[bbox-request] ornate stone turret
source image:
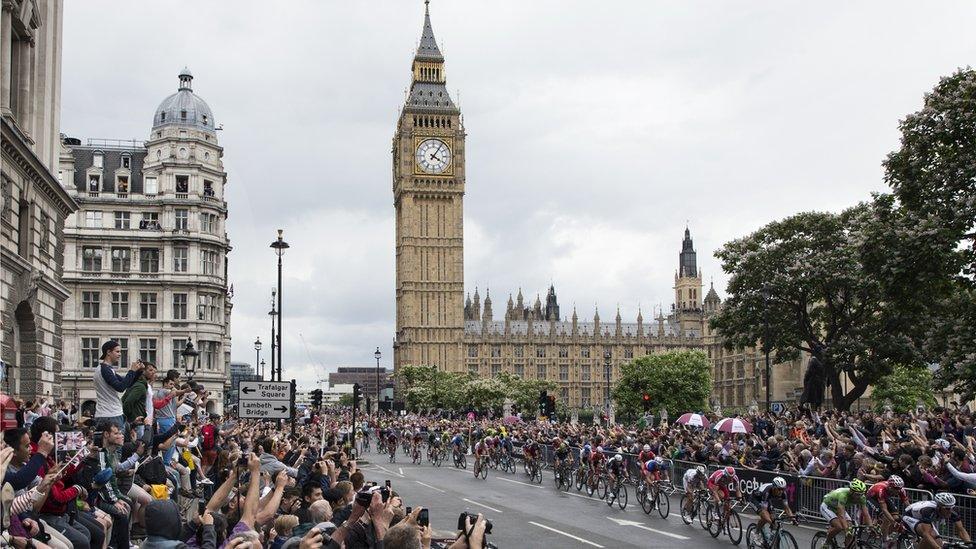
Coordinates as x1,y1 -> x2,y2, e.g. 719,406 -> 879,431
506,293 -> 514,320
482,289 -> 493,322
615,306 -> 622,337
545,284 -> 560,321
571,307 -> 579,335
464,293 -> 472,320
704,280 -> 722,315
593,307 -> 601,336
472,288 -> 481,320
637,307 -> 644,336
516,288 -> 524,310
533,295 -> 542,319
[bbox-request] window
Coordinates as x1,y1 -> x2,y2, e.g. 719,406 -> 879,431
82,246 -> 103,271
110,337 -> 129,366
559,364 -> 569,381
173,246 -> 188,272
111,291 -> 129,319
581,365 -> 591,381
160,112 -> 166,122
201,341 -> 216,370
120,155 -> 130,169
536,346 -> 546,358
140,248 -> 159,272
173,293 -> 187,320
467,345 -> 478,358
581,347 -> 591,358
514,345 -> 524,358
85,211 -> 102,228
139,338 -> 157,363
176,175 -> 188,193
560,387 -> 569,401
111,247 -> 131,272
203,180 -> 214,197
202,114 -> 208,125
93,152 -> 103,168
116,175 -> 129,193
581,387 -> 591,407
82,337 -> 100,368
514,364 -> 524,378
175,209 -> 188,230
536,364 -> 546,380
201,249 -> 218,276
468,364 -> 479,375
38,211 -> 50,254
558,346 -> 569,358
140,292 -> 158,319
144,177 -> 158,196
114,211 -> 131,229
140,212 -> 159,230
491,363 -> 501,377
180,110 -> 187,119
200,213 -> 216,234
624,347 -> 634,359
82,291 -> 100,319
172,338 -> 187,369
198,293 -> 218,322
491,345 -> 501,358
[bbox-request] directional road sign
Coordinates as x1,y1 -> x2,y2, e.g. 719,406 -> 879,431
239,380 -> 293,419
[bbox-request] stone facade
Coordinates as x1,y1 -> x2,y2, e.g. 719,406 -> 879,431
391,4 -> 804,410
58,70 -> 233,414
0,0 -> 77,400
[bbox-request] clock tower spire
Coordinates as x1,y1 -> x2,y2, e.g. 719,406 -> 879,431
393,1 -> 466,373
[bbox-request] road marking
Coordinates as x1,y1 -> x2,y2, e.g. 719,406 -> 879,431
373,465 -> 404,478
606,516 -> 689,540
528,521 -> 604,547
497,477 -> 543,489
398,467 -> 404,475
414,481 -> 445,493
463,498 -> 503,513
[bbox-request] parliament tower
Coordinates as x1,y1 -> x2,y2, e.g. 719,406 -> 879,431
393,2 -> 466,372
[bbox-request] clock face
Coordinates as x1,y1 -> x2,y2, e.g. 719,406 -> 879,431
415,139 -> 452,174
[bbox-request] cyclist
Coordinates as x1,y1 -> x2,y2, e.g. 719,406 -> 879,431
750,476 -> 796,546
524,438 -> 540,471
902,493 -> 971,549
820,479 -> 871,548
867,474 -> 909,539
386,429 -> 398,459
642,456 -> 667,485
553,440 -> 571,481
607,454 -> 626,493
473,437 -> 490,477
707,466 -> 743,524
500,432 -> 514,461
428,429 -> 443,461
682,466 -> 708,516
638,443 -> 656,464
450,431 -> 466,461
588,445 -> 607,492
411,428 -> 425,460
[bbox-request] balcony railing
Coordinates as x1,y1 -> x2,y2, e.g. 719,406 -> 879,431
175,193 -> 188,199
116,192 -> 128,199
88,191 -> 99,198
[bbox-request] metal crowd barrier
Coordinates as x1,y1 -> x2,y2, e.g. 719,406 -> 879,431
942,492 -> 976,543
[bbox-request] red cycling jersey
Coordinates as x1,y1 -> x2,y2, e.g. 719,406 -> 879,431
707,469 -> 738,497
866,482 -> 909,505
638,450 -> 656,463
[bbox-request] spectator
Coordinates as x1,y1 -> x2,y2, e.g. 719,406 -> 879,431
93,339 -> 144,433
141,499 -> 216,549
122,361 -> 157,441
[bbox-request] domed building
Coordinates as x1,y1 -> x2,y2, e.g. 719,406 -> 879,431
59,69 -> 233,415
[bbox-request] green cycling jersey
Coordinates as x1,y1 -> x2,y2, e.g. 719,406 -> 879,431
823,487 -> 863,510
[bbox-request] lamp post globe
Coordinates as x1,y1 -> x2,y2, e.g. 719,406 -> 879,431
181,338 -> 200,380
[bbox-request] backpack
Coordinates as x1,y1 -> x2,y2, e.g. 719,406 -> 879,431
201,424 -> 216,451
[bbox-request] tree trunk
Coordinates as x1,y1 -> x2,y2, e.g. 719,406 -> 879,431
827,363 -> 870,411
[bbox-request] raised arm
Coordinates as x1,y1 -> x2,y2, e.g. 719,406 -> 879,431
240,452 -> 262,528
255,470 -> 288,526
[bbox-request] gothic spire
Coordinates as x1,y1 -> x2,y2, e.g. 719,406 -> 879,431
679,225 -> 698,278
415,0 -> 444,62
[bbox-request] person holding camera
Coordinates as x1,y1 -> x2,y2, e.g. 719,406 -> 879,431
93,340 -> 144,434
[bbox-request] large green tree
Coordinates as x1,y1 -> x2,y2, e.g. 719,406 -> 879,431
885,69 -> 976,400
871,364 -> 937,413
710,199 -> 932,410
612,350 -> 711,418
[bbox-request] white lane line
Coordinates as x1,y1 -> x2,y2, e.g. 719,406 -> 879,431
398,467 -> 404,475
414,481 -> 445,493
373,465 -> 405,478
462,498 -> 503,513
606,517 -> 689,540
497,477 -> 543,489
528,521 -> 604,548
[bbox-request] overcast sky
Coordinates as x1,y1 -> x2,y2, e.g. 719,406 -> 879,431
61,1 -> 976,389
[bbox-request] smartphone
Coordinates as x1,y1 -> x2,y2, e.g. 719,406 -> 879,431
385,480 -> 391,489
418,508 -> 429,528
198,501 -> 206,516
405,506 -> 412,516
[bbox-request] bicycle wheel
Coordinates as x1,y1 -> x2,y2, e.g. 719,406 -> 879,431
585,474 -> 596,497
698,499 -> 709,530
479,462 -> 488,479
641,487 -> 655,515
746,524 -> 758,549
810,532 -> 829,549
726,509 -> 742,545
606,485 -> 616,507
617,484 -> 628,510
461,454 -> 467,469
776,530 -> 798,549
575,469 -> 585,492
597,476 -> 609,500
895,533 -> 916,549
534,466 -> 543,484
636,482 -> 646,505
680,495 -> 695,524
706,504 -> 722,538
656,488 -> 670,519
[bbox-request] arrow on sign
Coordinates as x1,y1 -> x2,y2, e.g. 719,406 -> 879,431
274,406 -> 287,413
605,517 -> 689,540
241,386 -> 255,394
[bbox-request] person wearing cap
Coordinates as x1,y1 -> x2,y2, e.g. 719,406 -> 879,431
141,498 -> 216,549
93,339 -> 144,434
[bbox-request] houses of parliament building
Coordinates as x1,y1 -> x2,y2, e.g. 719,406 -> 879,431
392,3 -> 804,410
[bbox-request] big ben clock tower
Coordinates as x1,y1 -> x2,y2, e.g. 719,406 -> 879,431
393,1 -> 466,373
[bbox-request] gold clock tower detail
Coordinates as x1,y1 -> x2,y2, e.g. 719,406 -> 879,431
393,2 -> 466,373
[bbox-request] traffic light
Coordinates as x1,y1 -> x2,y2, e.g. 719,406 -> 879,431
353,383 -> 362,410
642,393 -> 651,412
538,390 -> 547,416
311,388 -> 323,408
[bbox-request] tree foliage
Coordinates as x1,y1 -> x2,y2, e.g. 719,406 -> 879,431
394,365 -> 555,414
871,364 -> 937,413
612,350 -> 711,418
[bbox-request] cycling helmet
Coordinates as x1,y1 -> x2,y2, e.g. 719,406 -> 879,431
849,479 -> 867,493
614,454 -> 623,462
773,477 -> 787,489
887,475 -> 904,489
696,466 -> 706,475
596,445 -> 604,453
724,466 -> 736,476
935,492 -> 956,508
643,444 -> 651,452
654,456 -> 663,464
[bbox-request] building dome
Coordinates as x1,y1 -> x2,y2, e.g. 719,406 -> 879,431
152,68 -> 215,133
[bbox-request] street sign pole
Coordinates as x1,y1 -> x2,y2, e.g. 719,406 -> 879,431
291,379 -> 297,435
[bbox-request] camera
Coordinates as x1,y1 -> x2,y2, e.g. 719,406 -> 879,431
355,485 -> 390,507
457,512 -> 493,535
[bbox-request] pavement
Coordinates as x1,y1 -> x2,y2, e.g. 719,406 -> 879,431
359,448 -> 824,548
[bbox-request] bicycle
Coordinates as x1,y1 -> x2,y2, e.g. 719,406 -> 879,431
746,513 -> 798,549
705,497 -> 744,545
810,523 -> 884,549
554,460 -> 573,491
473,457 -> 488,480
524,456 -> 543,484
387,441 -> 397,463
411,445 -> 422,465
453,448 -> 467,469
605,474 -> 628,510
401,438 -> 411,456
680,488 -> 710,526
574,462 -> 588,492
638,478 -> 671,518
429,445 -> 443,467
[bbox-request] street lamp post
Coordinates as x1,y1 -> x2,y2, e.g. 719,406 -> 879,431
604,349 -> 612,424
269,290 -> 277,382
259,359 -> 266,381
254,337 -> 262,379
270,230 -> 289,382
182,338 -> 200,381
761,285 -> 772,413
374,347 -> 382,415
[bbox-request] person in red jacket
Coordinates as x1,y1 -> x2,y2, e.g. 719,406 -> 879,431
30,416 -> 104,549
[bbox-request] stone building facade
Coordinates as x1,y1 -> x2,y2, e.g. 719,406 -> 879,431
392,4 -> 804,410
1,0 -> 77,400
58,70 -> 233,414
